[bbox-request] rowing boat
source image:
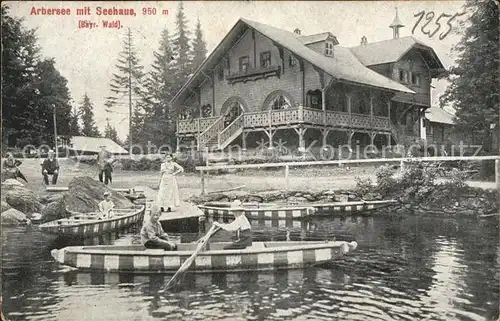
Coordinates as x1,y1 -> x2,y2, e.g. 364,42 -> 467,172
39,205 -> 145,237
50,240 -> 358,273
198,205 -> 316,220
204,200 -> 399,216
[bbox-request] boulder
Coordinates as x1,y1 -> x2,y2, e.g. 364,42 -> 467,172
38,193 -> 64,205
224,190 -> 248,201
1,200 -> 11,212
4,185 -> 43,215
41,197 -> 67,222
2,179 -> 24,188
64,176 -> 134,213
1,208 -> 27,226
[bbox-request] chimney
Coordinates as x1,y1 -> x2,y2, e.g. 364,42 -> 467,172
360,36 -> 367,45
294,28 -> 301,35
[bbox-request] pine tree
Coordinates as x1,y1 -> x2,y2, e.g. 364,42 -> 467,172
143,28 -> 177,148
190,18 -> 208,74
1,4 -> 41,148
104,119 -> 121,145
68,106 -> 81,136
105,28 -> 146,153
171,2 -> 192,94
32,58 -> 74,145
440,0 -> 499,153
79,93 -> 100,137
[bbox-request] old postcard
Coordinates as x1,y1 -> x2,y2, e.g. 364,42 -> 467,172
1,1 -> 499,320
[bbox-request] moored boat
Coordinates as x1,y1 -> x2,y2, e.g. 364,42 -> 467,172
50,240 -> 358,273
198,204 -> 316,220
39,205 -> 145,237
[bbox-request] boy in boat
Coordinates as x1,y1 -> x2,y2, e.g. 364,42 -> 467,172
98,191 -> 115,219
212,200 -> 252,249
140,205 -> 178,251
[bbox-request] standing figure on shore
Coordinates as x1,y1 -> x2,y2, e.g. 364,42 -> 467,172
97,145 -> 114,185
41,150 -> 59,185
3,153 -> 28,183
156,154 -> 184,212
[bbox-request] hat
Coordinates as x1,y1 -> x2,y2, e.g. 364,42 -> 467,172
103,191 -> 110,196
230,200 -> 244,213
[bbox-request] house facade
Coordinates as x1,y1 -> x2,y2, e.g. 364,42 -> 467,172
172,13 -> 445,153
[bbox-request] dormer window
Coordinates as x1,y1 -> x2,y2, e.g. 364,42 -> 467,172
325,41 -> 334,56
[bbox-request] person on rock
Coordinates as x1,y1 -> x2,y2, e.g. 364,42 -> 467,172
140,205 -> 177,251
41,150 -> 59,185
98,191 -> 115,219
155,154 -> 184,213
212,200 -> 253,250
3,152 -> 28,183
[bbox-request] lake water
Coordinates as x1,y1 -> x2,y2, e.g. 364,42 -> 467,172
1,214 -> 499,321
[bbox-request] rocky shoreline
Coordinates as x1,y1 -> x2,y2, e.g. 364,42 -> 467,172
1,170 -> 498,226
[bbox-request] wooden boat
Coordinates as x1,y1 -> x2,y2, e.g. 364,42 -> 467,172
39,205 -> 145,237
310,200 -> 399,215
205,200 -> 398,216
198,204 -> 316,220
50,240 -> 358,273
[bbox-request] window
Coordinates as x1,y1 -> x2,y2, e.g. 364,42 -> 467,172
325,41 -> 334,56
270,95 -> 291,110
260,51 -> 271,69
239,56 -> 249,73
218,65 -> 224,80
306,90 -> 322,109
289,55 -> 297,66
411,73 -> 421,86
399,69 -> 405,82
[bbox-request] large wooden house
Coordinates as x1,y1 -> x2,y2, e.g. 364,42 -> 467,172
172,13 -> 445,153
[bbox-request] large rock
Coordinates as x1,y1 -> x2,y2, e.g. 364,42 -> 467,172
64,176 -> 134,213
1,200 -> 11,212
2,179 -> 24,187
1,208 -> 27,226
41,197 -> 67,222
4,185 -> 43,215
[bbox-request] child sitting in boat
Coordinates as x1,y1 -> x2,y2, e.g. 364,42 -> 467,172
140,205 -> 178,251
213,200 -> 252,250
98,192 -> 115,219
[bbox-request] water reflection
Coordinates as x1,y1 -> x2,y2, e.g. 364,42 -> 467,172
2,213 -> 498,321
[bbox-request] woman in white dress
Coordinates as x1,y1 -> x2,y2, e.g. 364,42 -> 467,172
156,154 -> 184,212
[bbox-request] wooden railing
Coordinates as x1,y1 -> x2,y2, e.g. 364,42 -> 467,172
219,114 -> 245,149
179,107 -> 393,137
178,116 -> 219,134
199,117 -> 224,148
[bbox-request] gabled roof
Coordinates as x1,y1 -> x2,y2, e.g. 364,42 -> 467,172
426,106 -> 455,125
350,36 -> 445,74
68,136 -> 128,154
171,18 -> 414,107
298,32 -> 339,45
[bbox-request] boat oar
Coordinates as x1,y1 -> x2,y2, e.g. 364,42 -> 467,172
161,224 -> 220,292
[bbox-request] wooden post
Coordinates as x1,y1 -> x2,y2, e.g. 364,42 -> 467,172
496,159 -> 499,194
197,118 -> 201,150
176,136 -> 181,153
242,132 -> 247,151
347,94 -> 352,127
298,104 -> 304,123
369,93 -> 374,128
285,165 -> 289,191
200,170 -> 206,195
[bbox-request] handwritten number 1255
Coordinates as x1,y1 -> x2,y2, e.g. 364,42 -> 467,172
412,10 -> 465,40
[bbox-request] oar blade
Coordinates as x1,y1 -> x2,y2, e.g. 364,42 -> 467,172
162,225 -> 219,291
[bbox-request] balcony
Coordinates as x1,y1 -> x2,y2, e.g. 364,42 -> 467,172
177,107 -> 392,135
226,65 -> 281,85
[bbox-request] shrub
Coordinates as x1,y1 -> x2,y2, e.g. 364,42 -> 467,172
375,165 -> 397,197
354,176 -> 374,196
